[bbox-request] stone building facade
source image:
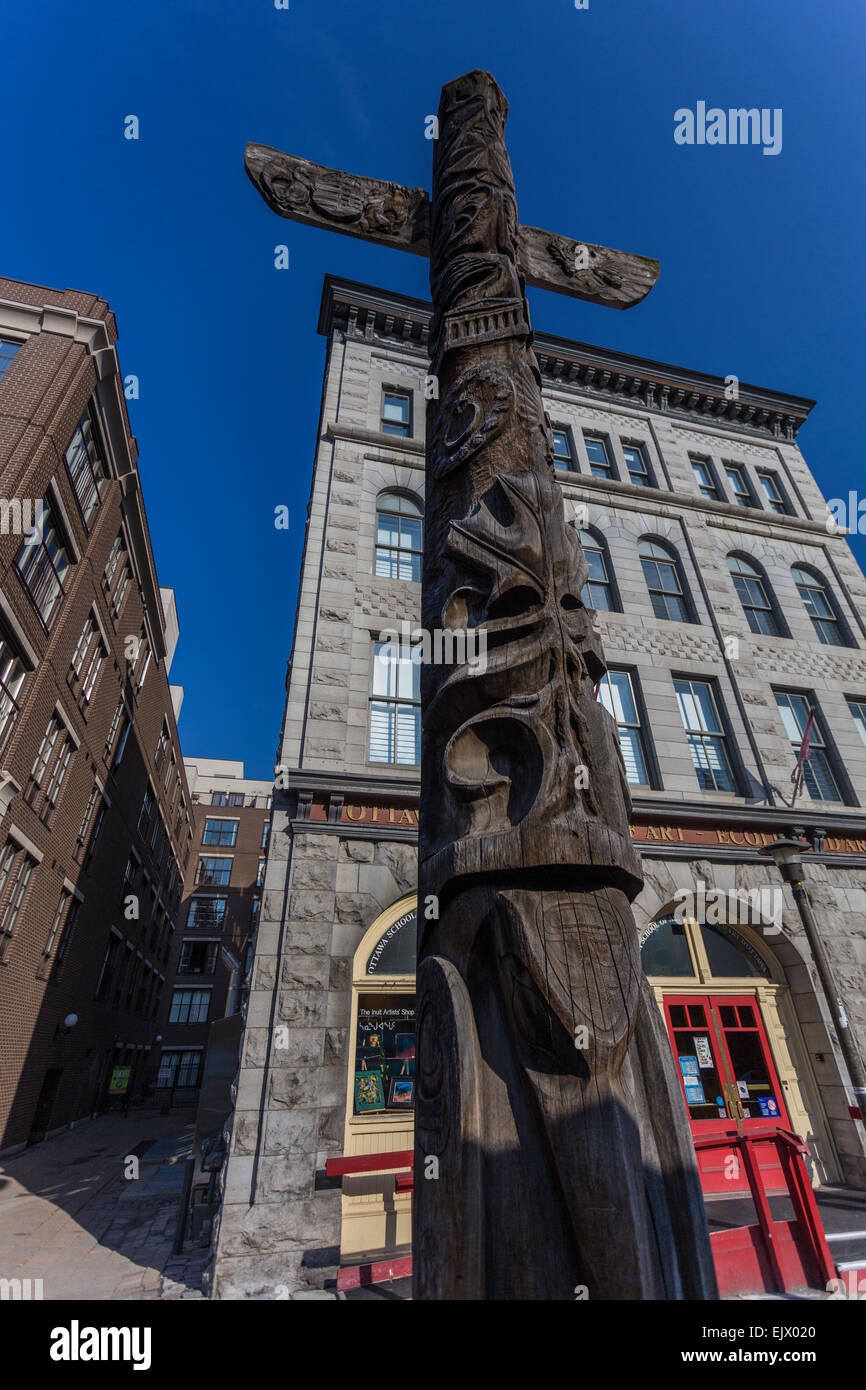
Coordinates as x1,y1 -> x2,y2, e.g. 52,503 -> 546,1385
210,275 -> 866,1298
0,277 -> 193,1151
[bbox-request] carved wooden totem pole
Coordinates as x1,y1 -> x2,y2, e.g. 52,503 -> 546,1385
413,71 -> 715,1301
245,68 -> 717,1301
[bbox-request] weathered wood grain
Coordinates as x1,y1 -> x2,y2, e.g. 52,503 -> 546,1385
244,143 -> 659,309
414,69 -> 717,1301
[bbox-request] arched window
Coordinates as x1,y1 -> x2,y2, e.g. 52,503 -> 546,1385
578,528 -> 618,611
638,539 -> 691,622
375,492 -> 423,582
727,554 -> 784,637
791,566 -> 851,647
640,913 -> 773,981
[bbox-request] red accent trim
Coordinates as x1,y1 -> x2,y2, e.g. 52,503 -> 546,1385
695,1128 -> 837,1293
336,1255 -> 412,1290
325,1150 -> 412,1177
849,1106 -> 862,1121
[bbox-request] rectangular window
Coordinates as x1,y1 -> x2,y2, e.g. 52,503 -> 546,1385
552,430 -> 574,471
0,842 -> 36,961
195,856 -> 232,887
369,640 -> 420,765
103,534 -> 124,591
134,640 -> 151,695
848,699 -> 866,752
32,716 -> 62,786
157,1050 -> 201,1088
40,890 -> 71,977
256,859 -> 265,888
202,818 -> 238,847
122,853 -> 138,898
584,435 -> 614,479
80,636 -> 105,709
44,735 -> 73,810
15,498 -> 72,630
211,791 -> 228,807
0,340 -> 21,381
50,898 -> 79,982
691,456 -> 721,501
169,988 -> 211,1024
775,691 -> 844,802
381,390 -> 411,437
139,785 -> 155,836
261,821 -> 271,851
111,563 -> 131,618
757,471 -> 790,515
94,931 -> 122,1000
68,615 -> 105,709
228,791 -> 244,807
724,463 -> 754,507
674,678 -> 738,794
111,713 -> 130,769
354,993 -> 416,1114
30,716 -> 72,812
64,406 -> 108,526
85,803 -> 106,868
70,615 -> 99,684
596,670 -> 653,787
0,634 -> 26,753
622,443 -> 652,487
187,896 -> 228,929
77,783 -> 100,856
154,725 -> 169,773
179,940 -> 218,975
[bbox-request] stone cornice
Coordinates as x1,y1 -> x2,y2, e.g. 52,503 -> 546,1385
558,471 -> 843,542
318,276 -> 816,442
326,422 -> 424,456
0,298 -> 114,352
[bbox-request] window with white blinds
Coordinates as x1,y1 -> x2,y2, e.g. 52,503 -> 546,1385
369,640 -> 420,765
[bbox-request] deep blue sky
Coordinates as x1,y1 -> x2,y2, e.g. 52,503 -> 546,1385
2,0 -> 864,778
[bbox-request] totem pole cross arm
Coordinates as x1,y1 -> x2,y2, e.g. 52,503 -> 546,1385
245,143 -> 659,310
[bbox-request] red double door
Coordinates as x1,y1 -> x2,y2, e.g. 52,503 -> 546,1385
662,994 -> 790,1196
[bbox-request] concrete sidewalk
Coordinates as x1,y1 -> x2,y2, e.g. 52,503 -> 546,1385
0,1110 -> 207,1300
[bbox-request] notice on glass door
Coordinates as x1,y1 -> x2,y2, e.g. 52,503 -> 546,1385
693,1036 -> 713,1068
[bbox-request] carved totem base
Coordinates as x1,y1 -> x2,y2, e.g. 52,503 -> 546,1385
414,885 -> 716,1300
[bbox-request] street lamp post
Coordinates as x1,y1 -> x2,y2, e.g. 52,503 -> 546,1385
760,835 -> 866,1128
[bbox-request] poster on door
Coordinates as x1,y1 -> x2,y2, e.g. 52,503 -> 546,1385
693,1036 -> 714,1069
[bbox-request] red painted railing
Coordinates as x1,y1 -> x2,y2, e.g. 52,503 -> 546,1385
328,1128 -> 838,1296
694,1126 -> 837,1294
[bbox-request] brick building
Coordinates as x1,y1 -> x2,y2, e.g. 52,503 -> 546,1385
0,277 -> 193,1152
156,758 -> 271,1097
210,276 -> 866,1298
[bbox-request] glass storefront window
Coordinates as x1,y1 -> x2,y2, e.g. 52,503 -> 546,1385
354,993 -> 416,1115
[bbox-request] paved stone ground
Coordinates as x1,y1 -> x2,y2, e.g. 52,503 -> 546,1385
0,1110 -> 209,1300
